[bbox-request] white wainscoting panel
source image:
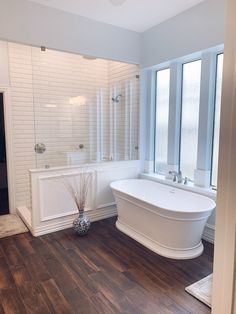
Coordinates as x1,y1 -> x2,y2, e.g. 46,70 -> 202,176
21,160 -> 140,236
38,171 -> 95,222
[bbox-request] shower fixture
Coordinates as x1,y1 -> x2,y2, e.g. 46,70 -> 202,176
112,94 -> 122,103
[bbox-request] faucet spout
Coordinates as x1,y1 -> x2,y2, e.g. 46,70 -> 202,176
169,170 -> 183,183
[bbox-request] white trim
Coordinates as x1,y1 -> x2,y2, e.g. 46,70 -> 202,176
0,86 -> 16,213
96,201 -> 116,209
144,160 -> 154,173
212,0 -> 236,311
194,169 -> 211,188
37,170 -> 95,222
202,223 -> 215,244
148,45 -> 224,189
17,206 -> 32,232
21,205 -> 117,237
40,210 -> 79,222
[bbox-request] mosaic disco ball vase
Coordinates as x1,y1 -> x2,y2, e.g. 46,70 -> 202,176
73,213 -> 91,236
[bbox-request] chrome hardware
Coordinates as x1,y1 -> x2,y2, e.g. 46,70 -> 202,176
34,143 -> 46,154
169,170 -> 183,183
101,156 -> 113,161
184,177 -> 190,185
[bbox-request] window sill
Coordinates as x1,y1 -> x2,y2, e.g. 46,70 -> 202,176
140,173 -> 217,200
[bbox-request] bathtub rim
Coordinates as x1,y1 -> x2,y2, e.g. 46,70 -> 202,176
113,190 -> 213,221
110,179 -> 216,216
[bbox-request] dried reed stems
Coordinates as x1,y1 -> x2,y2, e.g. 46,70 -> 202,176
62,169 -> 92,214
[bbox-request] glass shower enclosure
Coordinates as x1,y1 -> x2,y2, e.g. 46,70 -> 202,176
31,47 -> 140,168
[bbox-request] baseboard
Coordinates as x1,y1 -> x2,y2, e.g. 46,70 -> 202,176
20,205 -> 117,237
202,223 -> 215,244
17,206 -> 33,233
17,204 -> 214,244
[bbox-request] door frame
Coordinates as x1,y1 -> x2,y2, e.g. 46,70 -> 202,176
0,86 -> 15,214
212,0 -> 236,311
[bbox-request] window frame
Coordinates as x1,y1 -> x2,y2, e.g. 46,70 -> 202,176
154,67 -> 171,174
152,46 -> 224,188
210,52 -> 224,187
178,58 -> 202,180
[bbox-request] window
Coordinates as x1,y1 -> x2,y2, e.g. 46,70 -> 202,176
179,60 -> 202,180
211,54 -> 224,186
153,47 -> 223,188
154,68 -> 170,174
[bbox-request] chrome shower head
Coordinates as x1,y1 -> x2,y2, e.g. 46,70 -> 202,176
112,94 -> 122,103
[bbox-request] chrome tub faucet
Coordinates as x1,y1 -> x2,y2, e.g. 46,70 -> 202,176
169,170 -> 183,183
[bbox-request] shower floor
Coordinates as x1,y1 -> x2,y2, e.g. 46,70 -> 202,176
0,217 -> 212,313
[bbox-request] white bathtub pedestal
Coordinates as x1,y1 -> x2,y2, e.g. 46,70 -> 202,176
116,219 -> 204,260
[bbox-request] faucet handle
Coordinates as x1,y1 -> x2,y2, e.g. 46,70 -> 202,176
184,177 -> 190,185
169,170 -> 177,182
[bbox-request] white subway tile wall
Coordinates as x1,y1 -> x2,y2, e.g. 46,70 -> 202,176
8,43 -> 36,209
7,42 -> 140,210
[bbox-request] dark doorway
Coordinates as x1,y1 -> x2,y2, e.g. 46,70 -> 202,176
0,93 -> 9,215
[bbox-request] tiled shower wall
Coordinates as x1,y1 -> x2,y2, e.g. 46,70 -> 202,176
8,43 -> 36,209
31,48 -> 110,167
7,42 -> 139,210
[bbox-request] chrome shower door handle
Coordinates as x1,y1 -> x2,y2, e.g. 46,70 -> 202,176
34,143 -> 46,154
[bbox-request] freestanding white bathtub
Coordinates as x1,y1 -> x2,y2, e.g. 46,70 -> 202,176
110,179 -> 215,259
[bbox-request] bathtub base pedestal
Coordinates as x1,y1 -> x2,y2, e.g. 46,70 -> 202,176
116,220 -> 204,260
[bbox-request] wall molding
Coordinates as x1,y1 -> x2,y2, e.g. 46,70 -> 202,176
0,86 -> 16,213
202,223 -> 215,244
22,205 -> 117,237
38,170 -> 95,222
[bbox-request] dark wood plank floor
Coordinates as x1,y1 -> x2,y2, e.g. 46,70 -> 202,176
0,217 -> 213,314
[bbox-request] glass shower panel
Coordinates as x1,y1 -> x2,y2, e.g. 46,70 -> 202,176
31,47 -> 140,168
109,77 -> 139,161
32,47 -> 107,168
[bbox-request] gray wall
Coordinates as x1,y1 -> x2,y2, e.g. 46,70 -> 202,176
141,0 -> 226,68
0,0 -> 226,67
0,0 -> 140,64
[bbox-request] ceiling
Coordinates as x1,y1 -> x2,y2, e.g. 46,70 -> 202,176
28,0 -> 204,33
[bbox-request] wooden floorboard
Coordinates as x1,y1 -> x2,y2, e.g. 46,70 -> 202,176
0,217 -> 213,313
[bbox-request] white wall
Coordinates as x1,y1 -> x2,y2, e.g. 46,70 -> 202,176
0,0 -> 140,64
141,0 -> 225,68
0,0 -> 226,68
